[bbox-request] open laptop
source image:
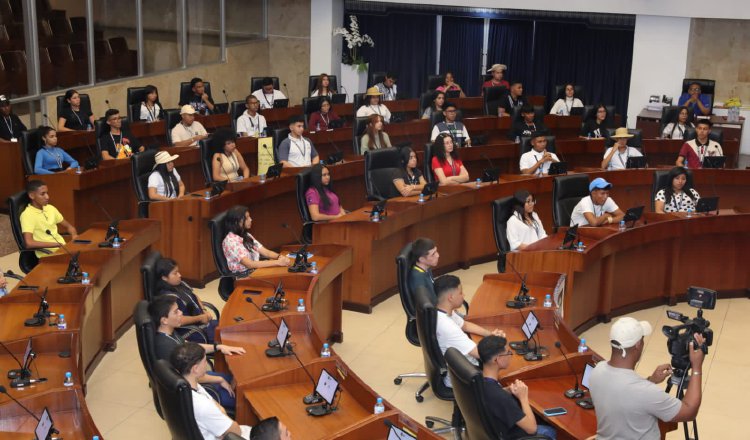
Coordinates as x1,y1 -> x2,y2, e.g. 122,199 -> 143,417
272,99 -> 289,109
702,156 -> 726,169
696,196 -> 719,214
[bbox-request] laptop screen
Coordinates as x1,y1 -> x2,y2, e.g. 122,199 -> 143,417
581,363 -> 595,390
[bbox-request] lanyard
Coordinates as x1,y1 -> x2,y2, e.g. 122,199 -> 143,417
3,116 -> 13,136
70,109 -> 84,127
263,93 -> 274,107
321,113 -> 330,126
508,95 -> 521,108
45,147 -> 63,168
159,331 -> 182,344
446,158 -> 458,176
182,123 -> 195,138
146,103 -> 157,122
291,137 -> 307,159
369,105 -> 382,116
247,113 -> 259,129
591,197 -> 604,217
533,153 -> 545,176
616,148 -> 629,168
671,192 -> 691,211
224,152 -> 239,172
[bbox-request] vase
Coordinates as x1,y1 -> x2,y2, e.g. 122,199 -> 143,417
340,63 -> 368,103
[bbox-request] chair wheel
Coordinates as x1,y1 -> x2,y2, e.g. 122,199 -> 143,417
425,420 -> 434,428
416,394 -> 424,403
394,377 -> 402,385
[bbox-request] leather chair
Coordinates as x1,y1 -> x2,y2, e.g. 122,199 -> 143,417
130,149 -> 156,218
199,137 -> 214,187
581,105 -> 615,126
126,86 -> 164,122
519,135 -> 557,156
19,128 -> 40,176
605,128 -> 643,149
295,167 -> 315,245
659,105 -> 682,136
250,76 -> 279,93
552,84 -> 585,105
652,169 -> 694,211
7,190 -> 50,273
552,174 -> 590,230
392,243 -> 430,401
414,286 -> 463,436
302,97 -> 321,129
228,100 -> 245,132
681,78 -> 715,112
419,91 -> 434,118
352,116 -> 369,154
423,142 -> 435,184
445,347 -> 550,440
483,86 -> 508,115
369,71 -> 386,88
364,148 -> 402,201
353,93 -> 366,114
308,75 -> 338,94
208,210 -> 250,301
271,128 -> 290,164
164,108 -> 182,146
491,196 -> 515,274
179,81 -> 213,107
426,74 -> 443,91
511,105 -> 545,125
133,300 -> 163,418
56,93 -> 93,126
684,127 -> 724,146
152,359 -> 204,440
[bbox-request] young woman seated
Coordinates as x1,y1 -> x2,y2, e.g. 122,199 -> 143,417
221,205 -> 292,274
211,128 -> 250,182
392,147 -> 426,197
305,163 -> 346,220
506,190 -> 547,250
148,151 -> 185,200
654,166 -> 700,214
359,114 -> 392,154
431,133 -> 469,185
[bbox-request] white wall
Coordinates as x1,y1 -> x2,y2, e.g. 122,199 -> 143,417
310,0 -> 344,80
626,15 -> 691,128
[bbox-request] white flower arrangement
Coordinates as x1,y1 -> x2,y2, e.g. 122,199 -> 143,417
333,15 -> 374,72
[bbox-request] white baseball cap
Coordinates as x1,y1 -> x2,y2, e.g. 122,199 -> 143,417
610,317 -> 652,357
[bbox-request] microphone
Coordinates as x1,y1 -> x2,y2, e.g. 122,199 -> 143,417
222,89 -> 230,114
479,153 -> 500,182
281,223 -> 310,273
0,339 -> 29,379
324,130 -> 344,165
42,113 -> 49,125
555,341 -> 584,398
90,196 -> 121,246
282,83 -> 291,105
24,287 -> 51,327
104,99 -> 111,109
4,270 -> 39,290
339,84 -> 349,102
504,256 -> 530,308
45,230 -> 82,284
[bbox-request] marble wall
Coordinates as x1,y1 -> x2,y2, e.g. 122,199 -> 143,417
687,18 -> 750,104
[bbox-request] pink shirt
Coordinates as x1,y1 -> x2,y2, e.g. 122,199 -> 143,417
222,231 -> 263,273
305,187 -> 341,216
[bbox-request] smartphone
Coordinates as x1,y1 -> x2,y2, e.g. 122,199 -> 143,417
543,407 -> 568,417
73,239 -> 92,244
243,289 -> 262,295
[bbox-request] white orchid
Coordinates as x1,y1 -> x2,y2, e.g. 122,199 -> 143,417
333,15 -> 374,70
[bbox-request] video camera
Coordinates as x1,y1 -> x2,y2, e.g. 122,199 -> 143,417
662,286 -> 715,374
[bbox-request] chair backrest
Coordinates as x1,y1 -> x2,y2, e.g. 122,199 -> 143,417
19,128 -> 40,175
482,86 -> 508,115
152,359 -> 203,440
271,128 -> 290,163
553,84 -> 585,103
429,108 -> 463,127
353,93 -> 366,113
684,127 -> 723,146
369,71 -> 386,87
126,86 -> 147,121
164,108 -> 182,145
511,105 -> 544,124
659,105 -> 681,135
308,75 -> 338,94
423,142 -> 435,184
179,81 -> 213,106
414,286 -> 453,400
229,100 -> 245,132
419,91 -> 434,116
56,93 -> 92,121
396,242 -> 420,347
140,251 -> 162,302
133,300 -> 163,418
445,347 -> 500,440
208,210 -> 233,277
491,196 -> 515,270
681,78 -> 715,111
7,190 -> 29,251
199,137 -> 214,187
352,116 -> 369,154
131,149 -> 156,218
652,169 -> 694,211
426,74 -> 444,91
519,136 -> 556,155
295,167 -> 314,244
250,76 -> 279,93
605,128 -> 642,148
581,104 -> 615,124
552,174 -> 590,228
364,148 -> 402,201
302,97 -> 321,128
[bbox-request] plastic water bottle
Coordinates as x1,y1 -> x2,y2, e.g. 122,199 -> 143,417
76,166 -> 82,174
619,220 -> 626,232
316,122 -> 321,132
112,237 -> 121,249
374,397 -> 385,414
204,190 -> 211,200
418,193 -> 425,203
320,343 -> 331,358
81,272 -> 90,285
57,314 -> 67,330
259,174 -> 266,184
371,211 -> 380,222
576,241 -> 584,252
310,262 -> 318,275
686,207 -> 693,218
297,299 -> 306,312
64,371 -> 73,387
0,287 -> 7,298
577,339 -> 588,353
543,294 -> 552,308
93,437 -> 100,440
475,178 -> 482,188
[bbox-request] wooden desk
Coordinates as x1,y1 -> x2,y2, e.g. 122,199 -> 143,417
0,388 -> 100,439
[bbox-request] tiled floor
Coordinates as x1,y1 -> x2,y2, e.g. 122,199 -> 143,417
1,252 -> 746,439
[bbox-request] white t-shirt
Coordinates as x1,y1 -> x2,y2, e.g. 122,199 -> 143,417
519,150 -> 560,175
147,169 -> 182,198
589,362 -> 681,440
139,102 -> 162,122
235,111 -> 267,137
192,384 -> 251,440
251,89 -> 287,109
171,121 -> 207,147
430,123 -> 471,142
506,212 -> 547,250
570,195 -> 619,227
603,146 -> 643,170
356,104 -> 392,123
549,97 -> 583,115
436,310 -> 477,387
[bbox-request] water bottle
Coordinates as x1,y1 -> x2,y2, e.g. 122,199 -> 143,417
57,314 -> 67,330
686,207 -> 693,218
64,371 -> 73,387
418,193 -> 425,203
0,287 -> 7,298
93,437 -> 100,440
371,211 -> 380,222
76,166 -> 82,174
112,237 -> 121,249
619,220 -> 626,232
259,174 -> 266,184
475,178 -> 481,188
543,294 -> 552,308
374,397 -> 385,414
204,190 -> 211,200
576,241 -> 584,252
310,262 -> 318,275
577,339 -> 588,353
81,272 -> 90,285
515,136 -> 520,143
316,122 -> 321,132
297,298 -> 306,312
558,108 -> 564,116
320,343 -> 331,358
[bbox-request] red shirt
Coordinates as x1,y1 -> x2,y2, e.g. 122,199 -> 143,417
482,79 -> 510,94
431,156 -> 464,180
308,110 -> 340,131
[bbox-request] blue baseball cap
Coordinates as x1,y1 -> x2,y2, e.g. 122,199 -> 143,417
589,177 -> 612,192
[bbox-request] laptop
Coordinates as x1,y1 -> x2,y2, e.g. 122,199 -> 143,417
327,119 -> 344,129
548,161 -> 568,176
695,196 -> 719,214
272,99 -> 289,109
445,90 -> 461,99
626,156 -> 647,169
702,156 -> 726,169
330,93 -> 346,104
569,107 -> 584,116
623,205 -> 644,224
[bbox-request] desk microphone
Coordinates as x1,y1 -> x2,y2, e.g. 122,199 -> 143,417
281,223 -> 310,273
24,287 -> 51,327
0,339 -> 29,379
282,83 -> 291,105
222,89 -> 230,113
504,256 -> 531,309
479,153 -> 500,183
90,196 -> 121,246
555,341 -> 584,398
104,99 -> 111,110
42,113 -> 50,125
324,130 -> 344,165
45,230 -> 81,284
244,296 -> 291,353
3,270 -> 39,291
261,144 -> 276,164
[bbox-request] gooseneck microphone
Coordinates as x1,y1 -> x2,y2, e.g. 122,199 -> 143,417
282,83 -> 291,105
505,256 -> 531,309
222,89 -> 230,113
90,196 -> 121,246
104,99 -> 111,109
479,153 -> 500,182
555,341 -> 584,398
0,386 -> 56,433
281,223 -> 310,273
45,230 -> 81,284
0,339 -> 29,379
3,270 -> 39,291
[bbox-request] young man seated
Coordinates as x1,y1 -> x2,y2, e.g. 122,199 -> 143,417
100,109 -> 144,160
519,132 -> 559,176
171,105 -> 209,147
430,102 -> 471,146
570,177 -> 625,227
277,115 -> 319,168
187,77 -> 215,115
676,119 -> 723,169
509,105 -> 547,141
252,77 -> 287,110
20,180 -> 78,258
407,237 -> 439,302
375,72 -> 398,101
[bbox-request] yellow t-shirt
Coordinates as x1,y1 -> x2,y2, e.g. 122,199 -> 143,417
19,204 -> 65,258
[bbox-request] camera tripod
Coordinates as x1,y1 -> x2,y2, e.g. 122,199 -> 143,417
665,366 -> 699,440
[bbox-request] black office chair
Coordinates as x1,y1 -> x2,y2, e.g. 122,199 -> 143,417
423,142 -> 435,184
131,149 -> 157,218
651,169 -> 695,211
491,196 -> 515,274
681,78 -> 715,112
208,210 -> 250,301
127,86 -> 165,122
152,359 -> 205,440
419,91 -> 435,118
228,100 -> 246,132
518,136 -> 557,156
250,76 -> 279,93
133,300 -> 164,419
684,127 -> 723,146
511,105 -> 545,124
445,348 -> 550,440
353,93 -> 366,114
302,97 -> 322,129
352,116 -> 369,154
178,81 -> 214,107
552,174 -> 589,230
369,71 -> 386,87
414,286 -> 464,437
19,129 -> 41,176
308,75 -> 338,94
295,167 -> 316,244
659,105 -> 682,136
426,74 -> 444,91
164,108 -> 182,146
7,190 -> 51,273
199,137 -> 215,187
605,128 -> 643,149
56,93 -> 92,126
271,128 -> 290,164
552,84 -> 585,106
364,148 -> 402,201
483,86 -> 507,115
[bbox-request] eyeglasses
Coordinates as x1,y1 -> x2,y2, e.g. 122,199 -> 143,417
689,87 -> 701,92
525,199 -> 536,205
445,109 -> 457,113
496,350 -> 513,358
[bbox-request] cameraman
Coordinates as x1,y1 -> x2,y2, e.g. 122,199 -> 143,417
589,317 -> 706,440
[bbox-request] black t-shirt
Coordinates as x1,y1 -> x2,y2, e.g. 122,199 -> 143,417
509,121 -> 547,140
188,93 -> 214,115
158,284 -> 202,317
499,95 -> 525,114
154,331 -> 184,361
482,377 -> 528,439
394,167 -> 423,186
99,128 -> 143,159
0,114 -> 26,140
60,108 -> 93,130
580,120 -> 611,138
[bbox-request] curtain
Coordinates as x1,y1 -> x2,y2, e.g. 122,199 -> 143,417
439,16 -> 484,97
357,13 -> 437,99
487,19 -> 534,91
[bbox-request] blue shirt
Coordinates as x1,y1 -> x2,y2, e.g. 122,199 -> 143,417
677,93 -> 711,116
34,146 -> 79,175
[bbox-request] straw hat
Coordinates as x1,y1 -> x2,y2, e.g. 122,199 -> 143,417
153,151 -> 180,169
365,86 -> 382,97
611,127 -> 634,139
180,104 -> 196,115
487,64 -> 507,73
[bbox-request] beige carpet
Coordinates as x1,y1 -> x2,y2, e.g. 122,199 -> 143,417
0,214 -> 15,258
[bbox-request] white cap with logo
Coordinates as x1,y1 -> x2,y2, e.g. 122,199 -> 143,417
610,317 -> 652,357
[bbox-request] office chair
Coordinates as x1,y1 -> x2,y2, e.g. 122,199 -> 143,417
364,148 -> 402,201
423,142 -> 435,184
552,175 -> 589,230
178,81 -> 214,107
605,128 -> 643,149
352,116 -> 369,154
133,300 -> 164,419
681,78 -> 715,112
295,167 -> 316,244
519,135 -> 557,156
208,210 -> 250,301
651,169 -> 694,211
369,71 -> 386,87
250,76 -> 280,93
308,75 -> 338,94
7,190 -> 51,273
130,149 -> 157,218
271,128 -> 290,164
19,128 -> 40,176
228,100 -> 246,132
152,359 -> 205,440
426,74 -> 444,91
445,347 -> 551,440
482,86 -> 507,115
198,137 -> 215,187
491,196 -> 516,274
55,93 -> 92,126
